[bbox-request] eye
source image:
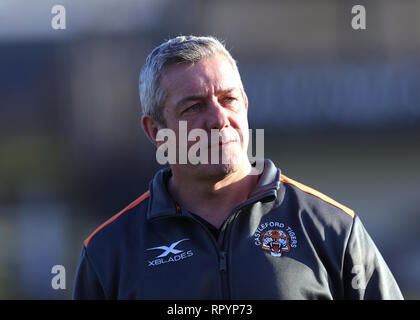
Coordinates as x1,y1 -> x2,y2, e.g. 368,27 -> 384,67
220,96 -> 240,110
221,97 -> 237,104
184,103 -> 201,113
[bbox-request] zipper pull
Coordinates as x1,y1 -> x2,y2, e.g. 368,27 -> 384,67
219,251 -> 227,272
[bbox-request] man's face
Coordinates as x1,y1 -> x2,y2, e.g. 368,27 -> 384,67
159,53 -> 250,179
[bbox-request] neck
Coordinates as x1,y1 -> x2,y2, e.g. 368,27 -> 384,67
168,162 -> 259,228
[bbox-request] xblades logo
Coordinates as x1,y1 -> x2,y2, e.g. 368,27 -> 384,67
147,238 -> 194,267
147,238 -> 189,258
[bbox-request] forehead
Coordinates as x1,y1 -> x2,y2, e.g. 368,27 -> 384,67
160,54 -> 242,101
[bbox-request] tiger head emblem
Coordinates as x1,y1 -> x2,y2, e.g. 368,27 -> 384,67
261,229 -> 290,257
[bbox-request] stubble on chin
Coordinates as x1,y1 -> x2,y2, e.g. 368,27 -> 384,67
193,143 -> 248,180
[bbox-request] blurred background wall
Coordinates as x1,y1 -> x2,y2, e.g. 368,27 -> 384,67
0,0 -> 419,299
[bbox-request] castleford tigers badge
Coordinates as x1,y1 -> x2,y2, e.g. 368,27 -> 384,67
253,221 -> 297,257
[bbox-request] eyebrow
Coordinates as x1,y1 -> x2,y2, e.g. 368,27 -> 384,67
175,87 -> 237,109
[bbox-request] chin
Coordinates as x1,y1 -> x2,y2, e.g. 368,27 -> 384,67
207,162 -> 237,176
198,152 -> 246,179
178,143 -> 249,180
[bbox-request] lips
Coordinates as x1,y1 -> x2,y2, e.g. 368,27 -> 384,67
208,138 -> 238,147
207,129 -> 241,148
218,140 -> 236,145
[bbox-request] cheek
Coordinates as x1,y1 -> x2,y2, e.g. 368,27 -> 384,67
242,128 -> 250,149
233,114 -> 250,147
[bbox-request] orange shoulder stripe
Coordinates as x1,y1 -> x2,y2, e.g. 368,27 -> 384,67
280,174 -> 355,219
84,190 -> 151,248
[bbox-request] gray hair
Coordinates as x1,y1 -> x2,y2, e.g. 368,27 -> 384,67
139,35 -> 240,126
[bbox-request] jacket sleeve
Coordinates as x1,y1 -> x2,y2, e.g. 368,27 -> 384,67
342,215 -> 403,299
72,245 -> 106,300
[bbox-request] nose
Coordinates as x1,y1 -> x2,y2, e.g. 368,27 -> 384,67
205,98 -> 229,131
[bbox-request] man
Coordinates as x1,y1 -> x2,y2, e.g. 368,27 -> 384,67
73,35 -> 403,299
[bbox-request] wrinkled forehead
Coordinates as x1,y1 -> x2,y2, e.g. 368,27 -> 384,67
160,54 -> 243,100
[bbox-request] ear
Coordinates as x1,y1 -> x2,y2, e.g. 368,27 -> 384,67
141,115 -> 161,147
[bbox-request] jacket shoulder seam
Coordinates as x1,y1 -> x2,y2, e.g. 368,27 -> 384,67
280,174 -> 355,219
84,190 -> 150,248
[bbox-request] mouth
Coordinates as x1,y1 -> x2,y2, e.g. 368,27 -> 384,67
207,128 -> 242,148
219,140 -> 236,146
207,139 -> 238,148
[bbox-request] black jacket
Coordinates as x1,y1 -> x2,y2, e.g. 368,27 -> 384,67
73,159 -> 403,299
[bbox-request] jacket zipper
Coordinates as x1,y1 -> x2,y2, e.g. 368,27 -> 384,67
219,250 -> 228,298
217,208 -> 243,300
175,189 -> 275,299
177,212 -> 226,298
177,202 -> 229,297
216,190 -> 276,299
